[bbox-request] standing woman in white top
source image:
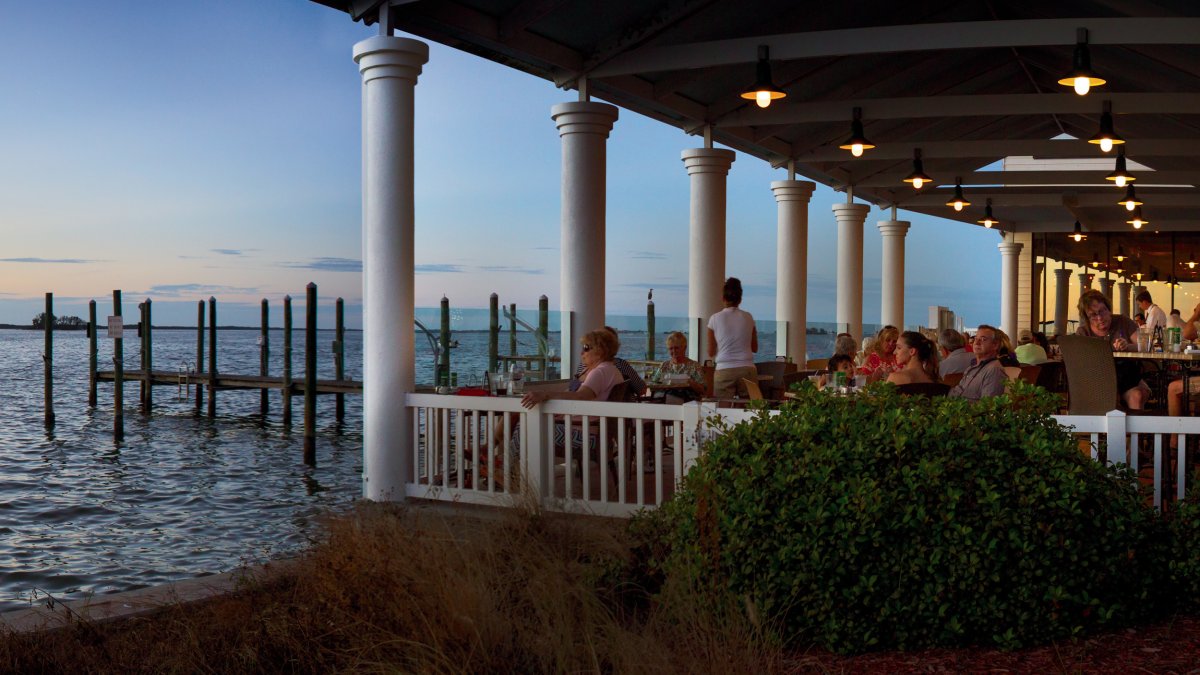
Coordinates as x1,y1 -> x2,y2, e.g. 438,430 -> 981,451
707,277 -> 758,398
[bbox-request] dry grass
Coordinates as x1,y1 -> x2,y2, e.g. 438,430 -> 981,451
0,501 -> 783,674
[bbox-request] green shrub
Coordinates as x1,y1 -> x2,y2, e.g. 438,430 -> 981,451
1167,483 -> 1200,608
659,381 -> 1166,653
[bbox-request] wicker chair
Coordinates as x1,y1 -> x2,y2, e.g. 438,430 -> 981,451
1056,334 -> 1120,415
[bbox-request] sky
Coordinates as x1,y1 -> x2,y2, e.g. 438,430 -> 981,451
0,0 -> 1006,329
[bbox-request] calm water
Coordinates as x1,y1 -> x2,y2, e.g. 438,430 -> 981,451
0,328 -> 363,612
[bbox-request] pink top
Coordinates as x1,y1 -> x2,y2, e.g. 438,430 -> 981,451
579,361 -> 623,401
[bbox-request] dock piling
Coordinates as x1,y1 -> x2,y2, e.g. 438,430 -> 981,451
283,295 -> 293,428
334,297 -> 345,423
303,283 -> 317,465
113,290 -> 124,441
646,298 -> 655,362
260,299 -> 269,417
195,300 -> 204,414
488,293 -> 498,374
207,297 -> 217,418
439,296 -> 450,386
509,302 -> 517,356
88,300 -> 97,407
538,294 -> 548,358
140,299 -> 153,413
44,292 -> 54,427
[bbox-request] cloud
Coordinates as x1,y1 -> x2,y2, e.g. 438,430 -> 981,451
280,257 -> 363,272
415,263 -> 465,274
0,257 -> 93,264
478,265 -> 544,275
533,246 -> 558,251
211,248 -> 243,256
629,250 -> 667,260
137,283 -> 260,298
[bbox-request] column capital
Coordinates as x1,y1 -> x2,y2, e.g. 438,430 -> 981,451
681,147 -> 736,175
353,36 -> 429,84
997,241 -> 1023,256
1054,268 -> 1073,279
770,180 -> 815,203
831,202 -> 870,222
551,101 -> 619,138
876,220 -> 911,237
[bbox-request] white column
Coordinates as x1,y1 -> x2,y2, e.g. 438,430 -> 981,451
1099,277 -> 1114,303
877,220 -> 911,329
833,203 -> 870,343
1054,268 -> 1072,336
354,36 -> 428,501
1118,281 -> 1132,317
552,101 -> 619,374
998,238 -> 1023,340
772,180 -> 815,363
683,148 -> 736,360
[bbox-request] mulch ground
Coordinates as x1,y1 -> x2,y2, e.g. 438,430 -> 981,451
784,614 -> 1200,674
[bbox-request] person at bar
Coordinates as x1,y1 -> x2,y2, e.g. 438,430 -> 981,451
1136,290 -> 1167,336
707,277 -> 758,398
1076,289 -> 1149,410
650,331 -> 705,402
949,324 -> 1007,401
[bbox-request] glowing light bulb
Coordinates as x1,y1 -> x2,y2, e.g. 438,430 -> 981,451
1074,76 -> 1090,95
1125,201 -> 1136,211
912,177 -> 925,189
953,200 -> 964,212
851,143 -> 863,157
1100,137 -> 1113,152
1074,233 -> 1083,242
983,220 -> 994,229
1132,219 -> 1144,229
1115,175 -> 1127,187
756,90 -> 771,108
1190,262 -> 1197,270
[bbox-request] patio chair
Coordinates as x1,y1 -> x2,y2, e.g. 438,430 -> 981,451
942,372 -> 964,388
806,358 -> 829,370
755,360 -> 797,398
1056,334 -> 1120,415
1003,366 -> 1022,381
740,378 -> 764,401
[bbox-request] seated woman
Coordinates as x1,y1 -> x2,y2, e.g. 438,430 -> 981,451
1166,301 -> 1200,417
858,325 -> 899,382
995,329 -> 1021,367
1076,289 -> 1149,410
887,331 -> 940,385
650,331 -> 705,402
522,329 -> 622,408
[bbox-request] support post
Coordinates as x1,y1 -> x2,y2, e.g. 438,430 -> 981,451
207,297 -> 217,419
439,295 -> 451,386
488,293 -> 499,374
283,295 -> 293,428
261,299 -> 270,417
143,298 -> 152,413
113,290 -> 124,441
88,299 -> 97,407
44,292 -> 54,427
335,297 -> 345,423
772,180 -> 816,362
1054,268 -> 1072,337
138,302 -> 146,410
195,300 -> 204,414
304,283 -> 318,465
878,220 -> 911,330
682,147 -> 736,360
646,298 -> 656,361
538,295 -> 549,365
999,237 -> 1024,341
509,302 -> 517,356
833,202 -> 871,343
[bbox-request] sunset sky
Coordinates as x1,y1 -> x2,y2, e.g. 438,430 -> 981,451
0,0 -> 1007,329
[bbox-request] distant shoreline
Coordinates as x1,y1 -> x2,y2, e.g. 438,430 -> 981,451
0,325 -> 363,332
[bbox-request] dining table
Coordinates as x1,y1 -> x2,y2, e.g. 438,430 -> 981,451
1113,350 -> 1200,409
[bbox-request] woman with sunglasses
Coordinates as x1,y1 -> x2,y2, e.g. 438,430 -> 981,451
521,329 -> 623,408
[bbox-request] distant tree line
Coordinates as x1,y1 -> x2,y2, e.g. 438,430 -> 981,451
31,313 -> 87,330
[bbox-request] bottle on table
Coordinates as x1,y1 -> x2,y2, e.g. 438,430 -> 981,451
509,362 -> 524,395
1152,326 -> 1165,353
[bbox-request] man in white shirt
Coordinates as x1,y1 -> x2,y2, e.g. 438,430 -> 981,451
1136,290 -> 1167,336
1168,309 -> 1187,330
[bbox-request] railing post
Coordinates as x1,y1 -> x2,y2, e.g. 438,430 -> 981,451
681,401 -> 705,472
523,407 -> 546,506
1106,409 -> 1127,465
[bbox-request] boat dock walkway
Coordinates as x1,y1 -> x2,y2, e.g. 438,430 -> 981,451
95,369 -> 362,395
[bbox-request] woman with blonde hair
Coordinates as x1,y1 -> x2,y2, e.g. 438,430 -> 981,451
521,329 -> 623,407
651,331 -> 705,402
858,325 -> 900,382
887,331 -> 939,385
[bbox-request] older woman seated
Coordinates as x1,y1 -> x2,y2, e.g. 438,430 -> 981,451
650,331 -> 705,402
1076,289 -> 1149,410
522,329 -> 623,407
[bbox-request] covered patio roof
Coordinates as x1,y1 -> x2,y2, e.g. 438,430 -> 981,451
314,0 -> 1200,278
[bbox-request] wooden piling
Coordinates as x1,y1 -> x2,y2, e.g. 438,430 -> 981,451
195,300 -> 204,414
113,290 -> 124,441
207,297 -> 217,419
488,293 -> 498,374
88,300 -> 97,407
283,295 -> 292,427
260,299 -> 269,417
335,297 -> 345,423
138,302 -> 146,410
538,295 -> 548,359
509,302 -> 517,356
142,299 -> 153,413
44,292 -> 54,427
303,283 -> 317,465
646,298 -> 656,362
439,296 -> 451,386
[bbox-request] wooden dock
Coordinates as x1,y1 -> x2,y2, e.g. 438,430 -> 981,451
95,370 -> 362,395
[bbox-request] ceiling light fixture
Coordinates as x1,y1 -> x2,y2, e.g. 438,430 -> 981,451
1187,253 -> 1198,270
1088,101 -> 1124,152
1126,206 -> 1148,229
947,178 -> 971,211
1118,184 -> 1142,211
1115,245 -> 1127,262
1071,220 -> 1086,242
740,45 -> 786,109
1090,253 -> 1102,268
902,148 -> 932,189
838,107 -> 874,157
1106,147 -> 1135,187
976,198 -> 997,228
1058,27 -> 1105,95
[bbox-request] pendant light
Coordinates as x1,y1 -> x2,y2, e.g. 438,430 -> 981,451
1071,220 -> 1086,242
902,148 -> 932,189
1106,147 -> 1135,187
1126,206 -> 1148,229
946,178 -> 970,211
1118,184 -> 1141,211
1135,271 -> 1144,282
1087,101 -> 1124,152
976,198 -> 998,228
740,45 -> 786,109
1090,253 -> 1102,268
1115,245 -> 1127,262
838,107 -> 874,157
1186,253 -> 1197,270
1058,27 -> 1105,95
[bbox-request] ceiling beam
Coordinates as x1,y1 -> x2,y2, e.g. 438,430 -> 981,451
796,139 -> 1200,163
716,93 -> 1200,127
1005,220 -> 1200,233
851,169 -> 1200,188
898,190 -> 1200,208
590,18 -> 1200,77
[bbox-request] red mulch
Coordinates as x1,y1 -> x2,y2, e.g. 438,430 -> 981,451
784,614 -> 1200,674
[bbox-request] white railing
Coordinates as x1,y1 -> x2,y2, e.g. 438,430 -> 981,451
404,395 -> 1197,515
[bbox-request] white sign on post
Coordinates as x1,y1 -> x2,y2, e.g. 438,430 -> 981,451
107,316 -> 123,339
